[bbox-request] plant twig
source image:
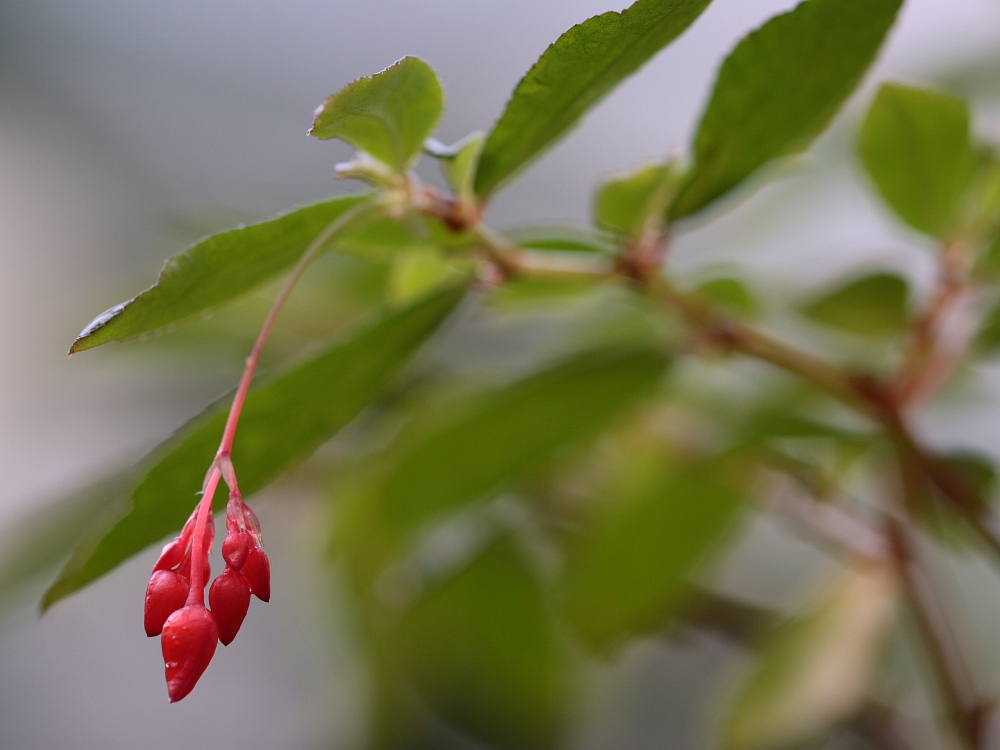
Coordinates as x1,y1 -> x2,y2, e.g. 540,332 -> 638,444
887,518 -> 989,750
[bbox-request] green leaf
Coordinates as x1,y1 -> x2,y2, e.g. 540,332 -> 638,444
505,225 -> 615,255
975,295 -> 1000,355
375,347 -> 669,539
695,277 -> 757,317
387,247 -> 452,305
721,561 -> 899,750
858,83 -> 974,237
593,161 -> 683,235
671,0 -> 903,220
43,287 -> 467,609
70,195 -> 372,353
473,0 -> 713,198
425,132 -> 486,200
801,272 -> 909,337
560,458 -> 743,651
309,57 -> 444,172
383,540 -> 571,750
974,233 -> 1000,282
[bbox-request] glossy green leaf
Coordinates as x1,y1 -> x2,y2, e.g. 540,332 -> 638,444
593,161 -> 683,235
560,459 -> 743,651
384,540 -> 570,750
721,561 -> 898,750
70,195 -> 372,353
671,0 -> 903,219
425,132 -> 486,200
801,272 -> 909,337
43,287 -> 467,609
375,347 -> 669,539
309,57 -> 444,172
473,0 -> 713,198
858,83 -> 974,237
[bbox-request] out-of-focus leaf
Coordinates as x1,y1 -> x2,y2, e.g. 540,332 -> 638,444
387,247 -> 452,304
473,0 -> 712,198
593,161 -> 683,235
383,540 -> 570,750
720,560 -> 899,750
70,195 -> 373,353
696,277 -> 757,317
374,347 -> 669,540
335,212 -> 475,262
671,0 -> 903,220
425,133 -> 486,200
801,273 -> 909,337
908,451 -> 995,547
43,287 -> 468,609
485,277 -> 603,311
858,83 -> 974,237
505,225 -> 616,255
560,458 -> 744,651
309,57 -> 444,172
976,295 -> 1000,355
975,234 -> 1000,282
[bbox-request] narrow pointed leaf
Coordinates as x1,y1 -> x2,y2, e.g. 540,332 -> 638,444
376,348 -> 669,538
70,195 -> 372,353
384,540 -> 571,750
473,0 -> 713,199
43,287 -> 468,609
671,0 -> 903,220
560,459 -> 744,651
310,57 -> 444,172
858,83 -> 974,237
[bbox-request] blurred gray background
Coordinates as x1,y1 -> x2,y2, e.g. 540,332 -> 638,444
0,0 -> 998,747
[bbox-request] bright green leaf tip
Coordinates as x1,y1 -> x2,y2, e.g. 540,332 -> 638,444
473,0 -> 713,199
310,56 -> 444,172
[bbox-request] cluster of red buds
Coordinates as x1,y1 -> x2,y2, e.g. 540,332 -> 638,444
144,476 -> 270,702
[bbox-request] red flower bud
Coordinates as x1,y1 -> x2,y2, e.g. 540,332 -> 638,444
242,546 -> 271,602
144,570 -> 190,637
209,568 -> 251,645
222,530 -> 251,570
153,539 -> 187,572
161,604 -> 219,702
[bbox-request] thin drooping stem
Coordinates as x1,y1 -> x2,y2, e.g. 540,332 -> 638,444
185,198 -> 378,601
216,199 -> 377,467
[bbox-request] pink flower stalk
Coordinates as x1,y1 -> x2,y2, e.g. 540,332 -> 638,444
142,196 -> 351,701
